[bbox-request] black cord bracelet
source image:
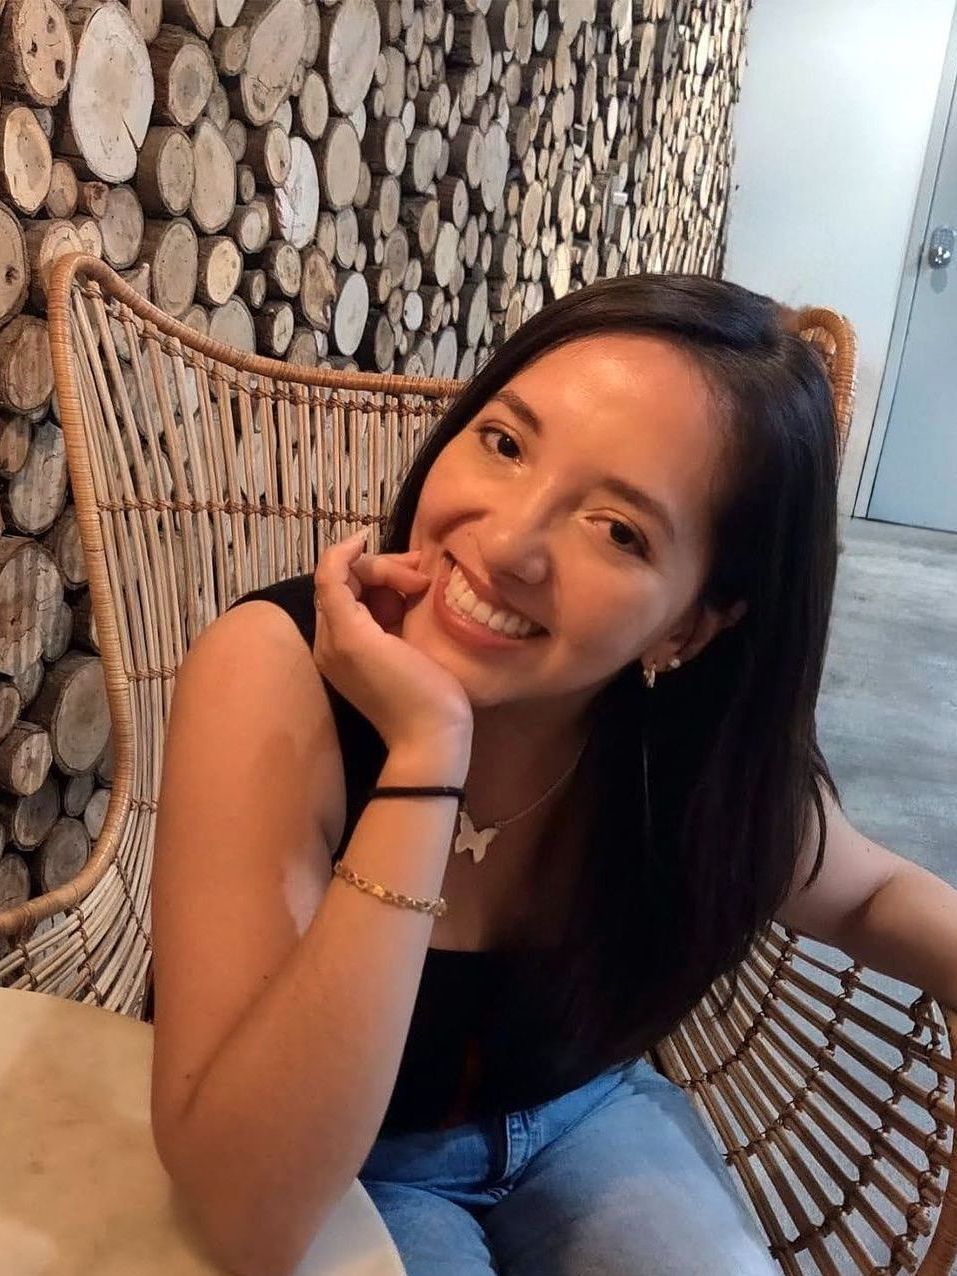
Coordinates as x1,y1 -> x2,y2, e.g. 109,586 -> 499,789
367,785 -> 465,803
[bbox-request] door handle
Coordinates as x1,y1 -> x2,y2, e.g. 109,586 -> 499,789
927,225 -> 954,268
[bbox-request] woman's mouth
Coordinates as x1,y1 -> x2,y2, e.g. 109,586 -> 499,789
432,554 -> 548,651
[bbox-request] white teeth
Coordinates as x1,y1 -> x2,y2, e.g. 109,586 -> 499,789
445,563 -> 539,637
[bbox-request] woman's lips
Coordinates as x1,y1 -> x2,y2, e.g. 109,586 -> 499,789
432,554 -> 547,650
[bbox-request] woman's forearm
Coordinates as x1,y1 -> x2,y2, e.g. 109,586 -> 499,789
157,738 -> 469,1276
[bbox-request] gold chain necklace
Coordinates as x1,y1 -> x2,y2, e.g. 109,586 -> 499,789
452,730 -> 592,864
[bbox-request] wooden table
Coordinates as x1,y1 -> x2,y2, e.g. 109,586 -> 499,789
0,986 -> 407,1276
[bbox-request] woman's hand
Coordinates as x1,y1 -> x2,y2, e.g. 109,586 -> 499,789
312,529 -> 473,751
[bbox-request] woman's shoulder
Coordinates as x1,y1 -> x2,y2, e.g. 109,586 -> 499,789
226,572 -> 317,649
222,573 -> 349,851
226,571 -> 388,858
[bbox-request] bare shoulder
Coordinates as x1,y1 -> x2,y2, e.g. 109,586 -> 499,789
203,598 -> 348,851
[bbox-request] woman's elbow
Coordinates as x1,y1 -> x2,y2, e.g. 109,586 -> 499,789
170,1179 -> 316,1276
157,1143 -> 342,1276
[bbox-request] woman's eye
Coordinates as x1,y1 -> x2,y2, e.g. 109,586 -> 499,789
475,426 -> 648,558
607,521 -> 648,557
477,425 -> 520,460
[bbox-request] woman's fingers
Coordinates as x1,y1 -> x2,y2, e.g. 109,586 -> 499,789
313,532 -> 430,637
354,556 -> 431,593
313,529 -> 370,631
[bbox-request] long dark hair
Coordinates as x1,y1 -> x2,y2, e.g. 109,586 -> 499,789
380,273 -> 841,1064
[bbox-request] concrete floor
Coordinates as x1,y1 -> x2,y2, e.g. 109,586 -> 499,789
789,515 -> 957,1274
818,516 -> 957,879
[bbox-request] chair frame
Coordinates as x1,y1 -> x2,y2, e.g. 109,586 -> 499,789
1,253 -> 954,1275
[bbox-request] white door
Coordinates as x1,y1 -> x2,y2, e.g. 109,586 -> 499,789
866,75 -> 957,533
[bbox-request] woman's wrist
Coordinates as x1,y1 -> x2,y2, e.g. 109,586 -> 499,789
379,736 -> 471,792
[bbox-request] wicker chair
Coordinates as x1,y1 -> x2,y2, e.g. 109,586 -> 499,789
2,253 -> 955,1276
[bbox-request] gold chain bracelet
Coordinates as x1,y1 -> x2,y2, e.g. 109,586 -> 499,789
332,860 -> 448,918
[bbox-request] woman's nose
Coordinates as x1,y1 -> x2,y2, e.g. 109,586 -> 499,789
474,486 -> 560,583
479,539 -> 551,589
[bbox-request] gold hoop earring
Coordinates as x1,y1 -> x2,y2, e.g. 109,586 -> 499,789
644,656 -> 683,687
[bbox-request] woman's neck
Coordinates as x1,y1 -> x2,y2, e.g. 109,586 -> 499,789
462,694 -> 598,828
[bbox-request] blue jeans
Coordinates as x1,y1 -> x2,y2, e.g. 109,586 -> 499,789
358,1057 -> 779,1275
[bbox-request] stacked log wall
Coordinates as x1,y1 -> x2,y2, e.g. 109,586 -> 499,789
0,0 -> 750,943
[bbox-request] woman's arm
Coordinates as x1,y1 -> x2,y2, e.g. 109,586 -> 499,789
775,783 -> 957,1009
150,608 -> 472,1276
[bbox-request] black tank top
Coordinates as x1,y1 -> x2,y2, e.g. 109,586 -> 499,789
226,573 -> 623,1134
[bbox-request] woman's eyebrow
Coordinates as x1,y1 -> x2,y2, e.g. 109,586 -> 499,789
488,388 -> 546,436
486,389 -> 677,544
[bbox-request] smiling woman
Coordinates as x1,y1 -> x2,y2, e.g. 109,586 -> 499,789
302,272 -> 842,1271
151,270 -> 845,1276
384,278 -> 841,1014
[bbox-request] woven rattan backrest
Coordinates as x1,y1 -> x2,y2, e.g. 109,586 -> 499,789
2,254 -> 857,944
1,254 -> 460,943
791,305 -> 858,462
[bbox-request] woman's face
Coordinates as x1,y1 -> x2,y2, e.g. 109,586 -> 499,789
401,332 -> 738,710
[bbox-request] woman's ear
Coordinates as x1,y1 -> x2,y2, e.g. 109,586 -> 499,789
666,598 -> 748,666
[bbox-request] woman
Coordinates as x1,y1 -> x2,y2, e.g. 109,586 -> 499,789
149,274 -> 956,1276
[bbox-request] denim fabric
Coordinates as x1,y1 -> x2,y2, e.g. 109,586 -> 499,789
358,1057 -> 779,1275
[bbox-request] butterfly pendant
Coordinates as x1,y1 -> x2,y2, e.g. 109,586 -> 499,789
453,810 -> 499,864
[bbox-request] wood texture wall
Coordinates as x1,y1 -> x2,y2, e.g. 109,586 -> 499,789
0,0 -> 750,945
